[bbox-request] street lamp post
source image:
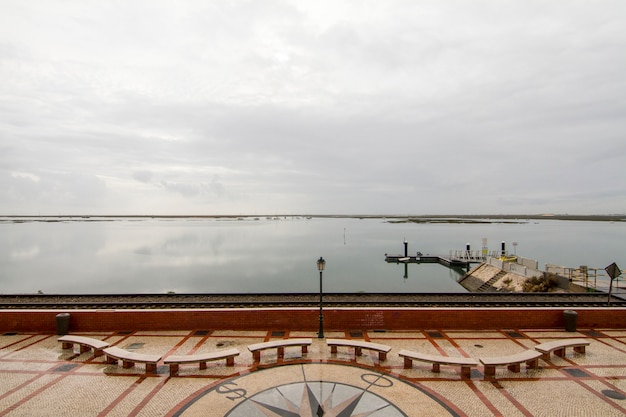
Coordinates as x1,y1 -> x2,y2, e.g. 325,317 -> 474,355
317,257 -> 326,339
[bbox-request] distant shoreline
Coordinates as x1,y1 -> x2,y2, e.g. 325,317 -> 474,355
1,214 -> 624,222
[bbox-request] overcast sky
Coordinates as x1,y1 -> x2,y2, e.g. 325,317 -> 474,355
1,1 -> 624,215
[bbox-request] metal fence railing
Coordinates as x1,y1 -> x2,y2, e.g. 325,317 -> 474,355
545,264 -> 624,294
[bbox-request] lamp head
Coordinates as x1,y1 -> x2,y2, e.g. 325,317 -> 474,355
317,257 -> 326,271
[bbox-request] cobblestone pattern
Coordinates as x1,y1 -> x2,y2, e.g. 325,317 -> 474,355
1,327 -> 626,416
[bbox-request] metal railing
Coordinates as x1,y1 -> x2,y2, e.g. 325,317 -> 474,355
483,256 -> 542,278
449,250 -> 500,262
545,265 -> 625,294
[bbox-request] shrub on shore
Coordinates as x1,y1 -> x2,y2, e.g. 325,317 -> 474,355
523,273 -> 559,292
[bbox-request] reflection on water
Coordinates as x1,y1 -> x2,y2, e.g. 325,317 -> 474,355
0,217 -> 624,294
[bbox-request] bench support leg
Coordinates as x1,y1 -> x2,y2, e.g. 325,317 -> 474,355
484,365 -> 496,378
507,363 -> 521,373
253,351 -> 260,362
540,352 -> 550,361
574,346 -> 586,354
526,358 -> 539,369
169,364 -> 179,376
122,360 -> 134,369
93,349 -> 104,358
378,352 -> 387,361
554,348 -> 565,357
403,357 -> 413,369
354,347 -> 362,356
106,356 -> 118,365
330,346 -> 338,354
432,363 -> 440,373
277,347 -> 285,358
226,357 -> 235,366
301,346 -> 308,355
62,342 -> 73,350
461,366 -> 471,378
80,345 -> 90,354
145,363 -> 157,374
199,362 -> 207,370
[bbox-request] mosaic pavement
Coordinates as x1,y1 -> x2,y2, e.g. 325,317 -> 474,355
2,327 -> 626,416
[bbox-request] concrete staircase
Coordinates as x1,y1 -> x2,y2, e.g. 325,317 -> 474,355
476,270 -> 508,292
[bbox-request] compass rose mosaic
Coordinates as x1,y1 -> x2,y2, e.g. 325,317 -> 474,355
171,363 -> 460,417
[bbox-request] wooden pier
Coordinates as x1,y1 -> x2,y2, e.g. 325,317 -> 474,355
384,254 -> 471,268
384,240 -> 487,270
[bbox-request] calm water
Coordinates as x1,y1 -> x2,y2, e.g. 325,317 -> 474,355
0,217 -> 624,294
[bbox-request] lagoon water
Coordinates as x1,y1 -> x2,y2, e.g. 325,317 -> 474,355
0,217 -> 624,294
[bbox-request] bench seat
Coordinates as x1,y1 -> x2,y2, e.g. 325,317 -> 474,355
247,338 -> 312,362
535,339 -> 590,360
164,348 -> 240,376
398,349 -> 478,377
326,339 -> 392,361
103,346 -> 162,374
479,349 -> 543,378
58,335 -> 109,358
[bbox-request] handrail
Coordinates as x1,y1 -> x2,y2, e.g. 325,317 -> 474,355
546,264 -> 624,293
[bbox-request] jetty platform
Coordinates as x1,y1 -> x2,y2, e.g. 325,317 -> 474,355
385,254 -> 472,268
384,240 -> 488,269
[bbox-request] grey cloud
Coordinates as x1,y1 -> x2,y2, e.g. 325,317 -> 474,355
160,181 -> 202,198
0,1 -> 625,215
0,171 -> 107,213
159,177 -> 226,200
133,170 -> 153,183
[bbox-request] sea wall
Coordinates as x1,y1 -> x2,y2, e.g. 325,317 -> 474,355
1,307 -> 625,333
459,263 -> 532,292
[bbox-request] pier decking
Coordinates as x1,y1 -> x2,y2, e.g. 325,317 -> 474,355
384,240 -> 487,270
384,254 -> 471,268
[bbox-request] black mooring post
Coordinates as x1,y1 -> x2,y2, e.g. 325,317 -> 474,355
501,241 -> 506,256
404,240 -> 408,257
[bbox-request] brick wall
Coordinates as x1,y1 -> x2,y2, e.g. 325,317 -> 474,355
1,308 -> 625,333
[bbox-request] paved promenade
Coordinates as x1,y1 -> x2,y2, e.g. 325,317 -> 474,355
1,326 -> 626,416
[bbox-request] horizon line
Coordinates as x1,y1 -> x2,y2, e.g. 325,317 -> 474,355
1,213 -> 625,220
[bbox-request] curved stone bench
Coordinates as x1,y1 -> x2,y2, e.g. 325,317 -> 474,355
398,349 -> 478,378
103,346 -> 162,374
479,349 -> 543,378
535,339 -> 589,360
58,335 -> 109,358
327,339 -> 392,361
247,338 -> 312,362
164,348 -> 240,376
